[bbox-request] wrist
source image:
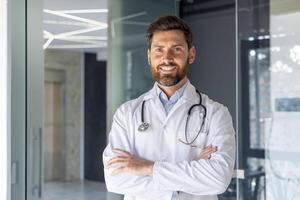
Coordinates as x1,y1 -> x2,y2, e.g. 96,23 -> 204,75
147,161 -> 154,176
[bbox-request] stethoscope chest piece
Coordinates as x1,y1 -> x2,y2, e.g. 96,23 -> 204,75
138,122 -> 150,132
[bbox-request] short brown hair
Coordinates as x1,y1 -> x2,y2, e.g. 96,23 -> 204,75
146,15 -> 193,49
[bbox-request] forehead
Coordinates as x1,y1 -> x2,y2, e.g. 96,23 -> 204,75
151,30 -> 187,46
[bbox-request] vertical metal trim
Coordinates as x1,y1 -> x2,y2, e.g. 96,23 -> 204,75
80,52 -> 85,180
235,0 -> 240,199
7,0 -> 12,198
38,127 -> 42,198
25,0 -> 28,199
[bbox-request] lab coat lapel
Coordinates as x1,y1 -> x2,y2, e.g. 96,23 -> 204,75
153,97 -> 167,120
142,84 -> 167,123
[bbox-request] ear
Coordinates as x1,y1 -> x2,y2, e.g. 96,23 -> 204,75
188,46 -> 196,64
147,49 -> 151,65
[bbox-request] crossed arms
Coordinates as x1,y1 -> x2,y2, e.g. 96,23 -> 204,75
103,105 -> 235,196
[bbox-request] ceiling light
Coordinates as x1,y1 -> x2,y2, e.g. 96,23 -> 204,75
58,35 -> 107,40
43,8 -> 107,50
269,60 -> 293,73
111,11 -> 147,37
44,9 -> 107,28
55,26 -> 104,38
43,30 -> 54,49
290,45 -> 300,65
57,9 -> 108,14
43,20 -> 92,27
48,44 -> 107,49
258,36 -> 264,40
271,47 -> 280,52
249,50 -> 256,56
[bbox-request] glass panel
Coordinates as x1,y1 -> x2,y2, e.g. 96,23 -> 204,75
248,47 -> 271,149
10,0 -> 27,199
0,0 -> 9,199
106,1 -> 178,199
238,0 -> 300,199
28,0 -> 108,199
107,0 -> 179,116
26,0 -> 178,199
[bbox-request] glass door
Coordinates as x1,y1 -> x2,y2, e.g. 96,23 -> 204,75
107,0 -> 180,122
237,0 -> 300,199
107,1 -> 179,199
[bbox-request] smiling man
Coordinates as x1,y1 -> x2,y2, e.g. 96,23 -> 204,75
103,16 -> 235,200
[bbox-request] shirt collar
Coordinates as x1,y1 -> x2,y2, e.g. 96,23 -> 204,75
143,79 -> 199,103
156,81 -> 188,103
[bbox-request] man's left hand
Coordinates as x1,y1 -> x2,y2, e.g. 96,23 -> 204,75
107,148 -> 154,176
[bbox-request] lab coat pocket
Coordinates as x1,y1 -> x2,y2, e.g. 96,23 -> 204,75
185,130 -> 208,149
177,130 -> 208,160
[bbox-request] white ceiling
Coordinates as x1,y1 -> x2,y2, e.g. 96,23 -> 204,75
43,0 -> 107,53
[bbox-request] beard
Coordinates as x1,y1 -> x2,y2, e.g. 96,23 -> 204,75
150,59 -> 189,87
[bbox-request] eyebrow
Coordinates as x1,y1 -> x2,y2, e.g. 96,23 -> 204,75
152,44 -> 185,48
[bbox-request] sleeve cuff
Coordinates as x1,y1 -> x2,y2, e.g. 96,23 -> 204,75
152,162 -> 161,190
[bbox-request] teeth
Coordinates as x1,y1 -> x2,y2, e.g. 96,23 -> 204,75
160,66 -> 175,71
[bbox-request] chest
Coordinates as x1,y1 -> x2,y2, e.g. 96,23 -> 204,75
130,100 -> 209,162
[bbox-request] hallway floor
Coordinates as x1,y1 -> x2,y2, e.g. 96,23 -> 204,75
43,180 -> 107,200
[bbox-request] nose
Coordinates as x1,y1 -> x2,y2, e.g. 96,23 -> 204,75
162,49 -> 174,64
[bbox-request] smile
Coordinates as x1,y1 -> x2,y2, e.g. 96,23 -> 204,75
159,66 -> 177,73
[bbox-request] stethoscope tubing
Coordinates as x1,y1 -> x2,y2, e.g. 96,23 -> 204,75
183,90 -> 207,145
138,89 -> 207,146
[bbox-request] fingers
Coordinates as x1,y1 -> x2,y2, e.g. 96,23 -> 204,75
112,148 -> 131,156
108,148 -> 133,167
197,144 -> 217,160
205,144 -> 217,152
112,166 -> 126,175
107,149 -> 133,172
107,156 -> 128,167
200,150 -> 214,159
202,145 -> 217,155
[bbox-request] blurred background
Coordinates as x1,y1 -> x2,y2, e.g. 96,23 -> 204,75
4,0 -> 300,199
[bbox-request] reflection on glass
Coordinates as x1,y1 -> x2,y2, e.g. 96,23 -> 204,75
107,1 -> 179,200
240,0 -> 300,199
107,0 -> 179,115
266,3 -> 300,198
39,0 -> 108,199
249,47 -> 271,150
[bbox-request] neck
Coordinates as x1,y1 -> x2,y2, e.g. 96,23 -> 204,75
158,77 -> 187,98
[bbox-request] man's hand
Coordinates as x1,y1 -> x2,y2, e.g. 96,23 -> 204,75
107,145 -> 217,176
107,148 -> 154,176
195,144 -> 217,160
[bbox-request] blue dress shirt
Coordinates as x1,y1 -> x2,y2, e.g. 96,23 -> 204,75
157,81 -> 188,115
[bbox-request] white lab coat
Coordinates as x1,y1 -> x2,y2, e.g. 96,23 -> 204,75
103,80 -> 236,200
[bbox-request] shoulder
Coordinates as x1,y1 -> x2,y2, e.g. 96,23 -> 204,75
115,90 -> 152,117
201,93 -> 233,124
201,93 -> 225,112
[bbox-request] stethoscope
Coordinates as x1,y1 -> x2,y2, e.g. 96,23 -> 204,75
138,89 -> 207,146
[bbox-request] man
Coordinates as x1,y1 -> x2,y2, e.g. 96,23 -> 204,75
103,15 -> 235,200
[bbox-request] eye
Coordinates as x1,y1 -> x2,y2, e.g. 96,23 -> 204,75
153,47 -> 162,53
173,46 -> 184,53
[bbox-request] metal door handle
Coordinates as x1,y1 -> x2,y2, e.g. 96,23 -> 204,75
38,127 -> 42,198
31,127 -> 43,198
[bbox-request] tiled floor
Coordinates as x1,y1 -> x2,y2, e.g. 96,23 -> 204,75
43,180 -> 108,200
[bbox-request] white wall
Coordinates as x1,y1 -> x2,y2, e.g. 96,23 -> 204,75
0,0 -> 10,199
